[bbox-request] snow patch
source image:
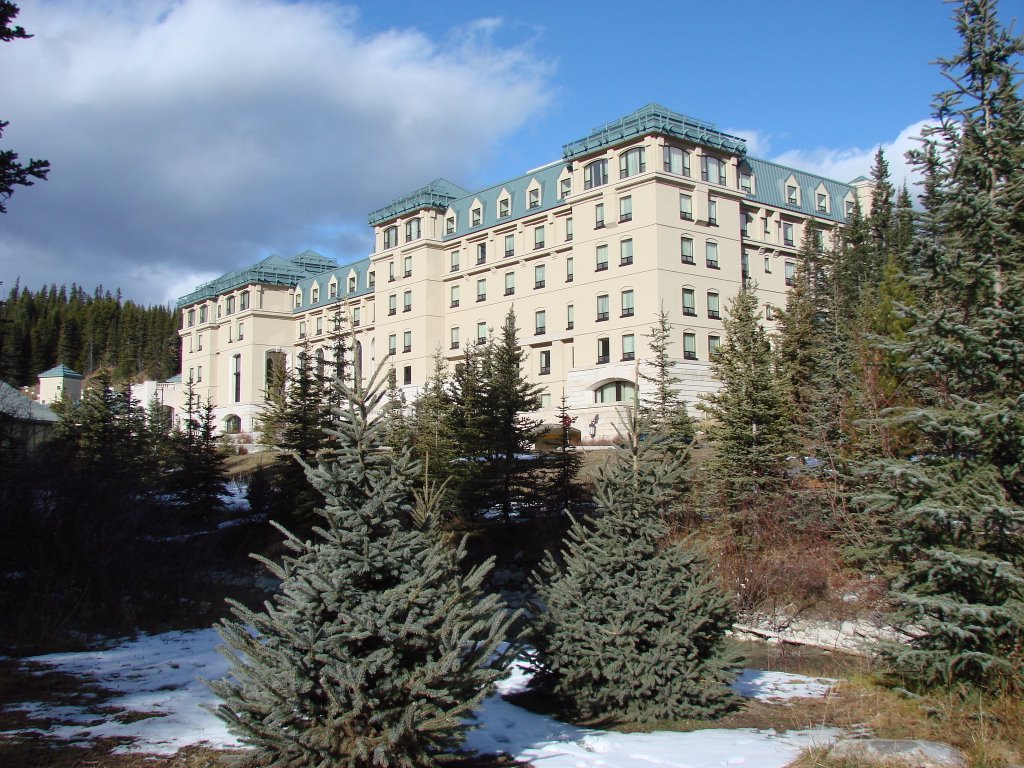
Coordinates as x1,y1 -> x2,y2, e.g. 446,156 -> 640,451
731,670 -> 838,701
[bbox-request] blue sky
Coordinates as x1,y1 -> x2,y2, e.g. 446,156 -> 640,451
0,0 -> 996,305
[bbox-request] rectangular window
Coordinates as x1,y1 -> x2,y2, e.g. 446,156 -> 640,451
384,226 -> 398,249
450,285 -> 460,308
596,244 -> 608,271
329,282 -> 338,299
450,326 -> 460,350
294,291 -> 302,308
535,309 -> 546,335
707,292 -> 720,319
619,238 -> 634,266
621,289 -> 634,317
476,278 -> 486,302
663,146 -> 690,176
785,261 -> 796,286
683,332 -> 697,360
534,264 -> 545,289
476,242 -> 486,265
446,215 -> 455,234
783,222 -> 794,247
240,291 -> 250,310
597,337 -> 610,364
764,255 -> 772,273
477,321 -> 487,342
619,195 -> 632,223
566,257 -> 574,283
505,271 -> 515,296
786,185 -> 798,205
199,305 -> 207,323
403,256 -> 412,278
403,330 -> 412,354
679,194 -> 693,221
740,173 -> 752,193
403,290 -> 412,312
595,202 -> 605,228
817,192 -> 827,212
566,304 -> 575,330
565,216 -> 573,241
742,212 -> 752,237
706,241 -> 719,269
534,225 -> 545,250
529,188 -> 540,208
742,252 -> 750,282
450,250 -> 460,272
499,198 -> 510,217
597,294 -> 610,322
388,262 -> 395,282
765,304 -> 774,320
197,365 -> 203,382
504,234 -> 515,258
709,335 -> 721,356
298,321 -> 306,339
187,308 -> 195,327
405,218 -> 421,241
539,349 -> 551,375
352,307 -> 360,326
845,199 -> 855,215
681,236 -> 694,264
701,155 -> 727,185
349,276 -> 357,292
763,216 -> 771,235
316,316 -> 323,335
683,288 -> 696,316
471,207 -> 482,226
560,178 -> 571,199
403,366 -> 412,385
622,334 -> 635,361
388,294 -> 397,315
232,354 -> 241,403
708,197 -> 718,226
237,322 -> 244,340
368,271 -> 375,289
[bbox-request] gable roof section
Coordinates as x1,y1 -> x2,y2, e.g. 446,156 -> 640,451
38,363 -> 83,379
562,103 -> 748,161
743,157 -> 854,224
177,250 -> 340,308
367,179 -> 470,227
293,257 -> 375,313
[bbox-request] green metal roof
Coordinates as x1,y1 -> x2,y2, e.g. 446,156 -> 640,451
744,157 -> 854,224
367,179 -> 470,227
38,363 -> 83,379
562,103 -> 747,161
176,250 -> 339,308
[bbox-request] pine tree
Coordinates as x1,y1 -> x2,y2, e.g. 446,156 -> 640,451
530,406 -> 738,722
864,0 -> 1024,691
170,377 -> 227,520
409,350 -> 458,486
209,363 -> 516,767
639,309 -> 695,456
697,284 -> 793,511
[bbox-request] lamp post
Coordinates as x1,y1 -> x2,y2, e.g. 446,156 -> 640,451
588,414 -> 599,440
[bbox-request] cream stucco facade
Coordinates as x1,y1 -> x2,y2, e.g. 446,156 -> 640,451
177,104 -> 873,440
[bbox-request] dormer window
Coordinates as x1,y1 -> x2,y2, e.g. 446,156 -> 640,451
446,215 -> 455,234
384,226 -> 398,249
348,275 -> 357,292
529,188 -> 540,209
583,159 -> 608,189
845,199 -> 855,215
619,147 -> 645,178
559,178 -> 571,199
294,290 -> 302,308
740,173 -> 752,193
787,185 -> 799,205
499,198 -> 510,217
329,282 -> 338,299
816,192 -> 828,213
310,287 -> 319,304
471,207 -> 482,226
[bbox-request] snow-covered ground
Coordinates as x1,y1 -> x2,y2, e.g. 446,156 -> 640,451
4,628 -> 840,765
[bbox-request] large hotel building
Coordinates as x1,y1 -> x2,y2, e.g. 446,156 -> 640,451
176,104 -> 871,440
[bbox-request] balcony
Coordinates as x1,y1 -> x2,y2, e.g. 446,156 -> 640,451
535,326 -> 546,336
566,321 -> 574,330
596,312 -> 609,322
597,354 -> 610,364
404,270 -> 412,278
535,280 -> 545,289
505,287 -> 515,296
539,366 -> 550,375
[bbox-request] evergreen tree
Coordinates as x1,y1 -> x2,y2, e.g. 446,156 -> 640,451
169,378 -> 227,520
530,406 -> 738,722
697,284 -> 792,511
409,350 -> 459,485
639,309 -> 695,456
864,0 -> 1024,691
209,363 -> 516,767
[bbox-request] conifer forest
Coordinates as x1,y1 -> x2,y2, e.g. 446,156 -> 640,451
1,1 -> 1023,767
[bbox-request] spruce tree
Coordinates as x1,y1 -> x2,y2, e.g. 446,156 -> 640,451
531,406 -> 738,722
864,0 -> 1024,691
209,363 -> 516,767
639,309 -> 695,456
169,378 -> 227,520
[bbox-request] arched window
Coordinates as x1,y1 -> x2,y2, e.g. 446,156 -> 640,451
224,414 -> 241,434
594,380 -> 636,404
583,159 -> 608,189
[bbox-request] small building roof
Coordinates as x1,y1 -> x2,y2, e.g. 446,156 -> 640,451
38,363 -> 83,379
367,179 -> 470,227
177,250 -> 340,308
0,381 -> 60,422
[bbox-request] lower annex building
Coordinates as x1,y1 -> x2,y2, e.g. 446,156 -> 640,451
176,104 -> 871,441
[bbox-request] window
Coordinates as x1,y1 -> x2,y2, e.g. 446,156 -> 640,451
706,241 -> 719,269
708,198 -> 718,226
701,155 -> 727,185
595,202 -> 605,228
560,178 -> 571,199
225,413 -> 241,434
450,285 -> 460,308
499,198 -> 510,217
352,307 -> 360,326
240,291 -> 250,310
619,195 -> 632,222
539,349 -> 551,375
196,365 -> 203,382
476,242 -> 486,265
329,282 -> 338,299
529,188 -> 540,208
534,264 -> 545,289
621,289 -> 634,317
384,226 -> 398,249
403,290 -> 412,312
783,222 -> 794,247
597,337 -> 610,364
388,294 -> 397,315
403,256 -> 412,278
595,379 -> 635,403
298,321 -> 306,338
785,261 -> 796,286
199,305 -> 208,323
663,145 -> 690,176
187,308 -> 195,326
450,250 -> 460,272
446,215 -> 455,234
683,288 -> 696,316
316,348 -> 325,379
707,291 -> 720,319
294,290 -> 302,308
786,185 -> 798,205
388,261 -> 395,282
681,236 -> 695,264
232,354 -> 241,403
765,304 -> 774,320
597,294 -> 610,322
505,271 -> 515,296
368,271 -> 375,290
619,147 -> 645,178
237,322 -> 244,341
742,212 -> 752,237
535,309 -> 546,335
534,225 -> 545,249
709,335 -> 721,356
817,192 -> 828,213
197,333 -> 204,350
405,218 -> 421,242
679,193 -> 693,221
471,207 -> 482,226
349,275 -> 357,292
596,244 -> 608,271
226,295 -> 236,314
316,316 -> 323,335
566,304 -> 575,330
565,216 -> 573,241
403,366 -> 412,385
764,255 -> 772,273
740,172 -> 752,193
616,239 -> 632,267
742,252 -> 750,283
217,303 -> 222,318
584,159 -> 608,189
450,326 -> 460,350
476,278 -> 486,302
683,332 -> 697,360
845,199 -> 855,216
566,257 -> 574,283
477,321 -> 487,343
403,330 -> 412,354
763,216 -> 771,236
622,334 -> 635,361
504,234 -> 515,258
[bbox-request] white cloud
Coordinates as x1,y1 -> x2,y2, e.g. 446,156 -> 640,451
1,0 -> 551,304
724,127 -> 772,157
